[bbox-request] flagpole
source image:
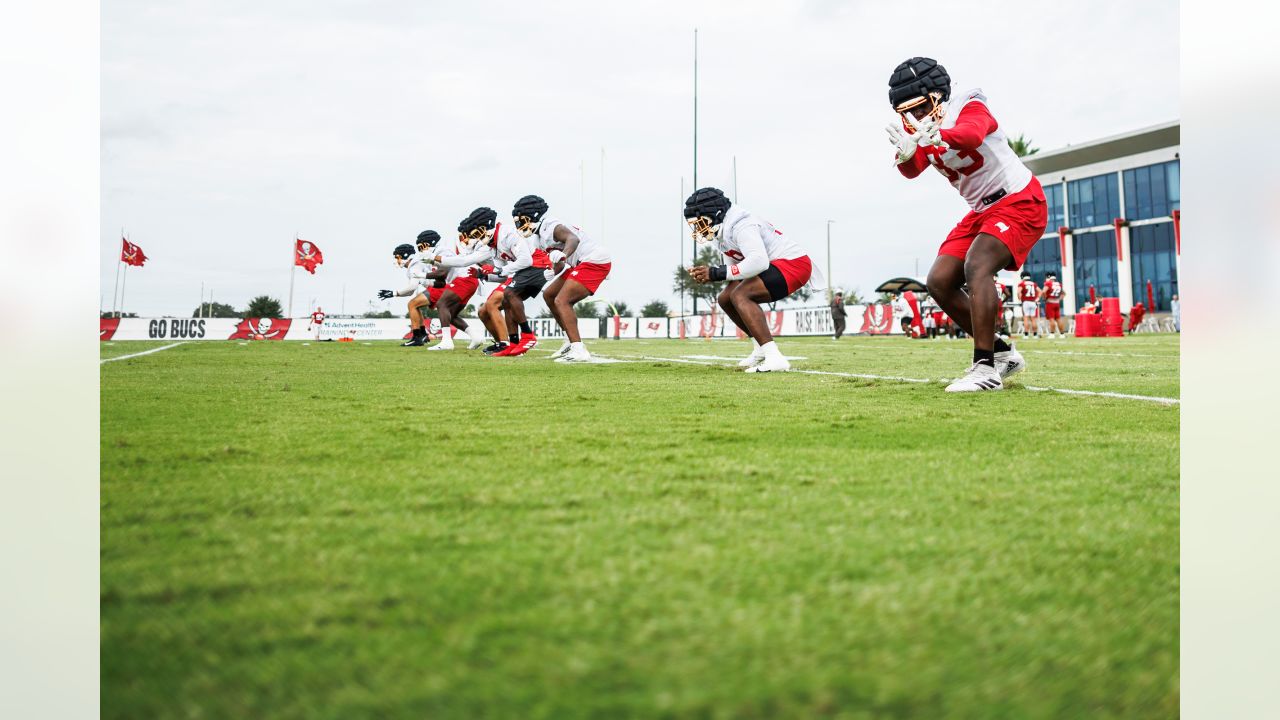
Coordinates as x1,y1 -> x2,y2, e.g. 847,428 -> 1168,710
112,243 -> 123,318
120,236 -> 130,318
288,234 -> 297,318
200,281 -> 205,318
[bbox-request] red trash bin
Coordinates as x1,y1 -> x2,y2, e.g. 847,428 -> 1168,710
1074,313 -> 1099,337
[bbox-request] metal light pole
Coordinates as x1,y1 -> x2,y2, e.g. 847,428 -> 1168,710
691,27 -> 699,316
826,220 -> 835,301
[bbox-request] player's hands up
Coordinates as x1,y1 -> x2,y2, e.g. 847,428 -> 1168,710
915,116 -> 947,149
377,289 -> 394,299
886,122 -> 921,164
689,265 -> 711,283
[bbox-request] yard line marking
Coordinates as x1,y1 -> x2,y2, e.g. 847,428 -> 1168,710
606,353 -> 1179,405
1025,349 -> 1176,359
100,342 -> 187,364
682,354 -> 808,362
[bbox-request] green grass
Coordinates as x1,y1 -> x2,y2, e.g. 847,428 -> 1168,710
101,335 -> 1179,719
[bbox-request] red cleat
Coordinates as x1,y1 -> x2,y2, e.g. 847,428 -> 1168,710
503,333 -> 538,357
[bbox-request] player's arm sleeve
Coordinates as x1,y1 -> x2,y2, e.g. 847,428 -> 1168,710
725,225 -> 770,281
939,102 -> 998,151
440,246 -> 492,267
394,283 -> 420,297
896,150 -> 928,179
501,239 -> 533,276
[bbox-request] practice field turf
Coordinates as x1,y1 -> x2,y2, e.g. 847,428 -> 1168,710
101,335 -> 1179,718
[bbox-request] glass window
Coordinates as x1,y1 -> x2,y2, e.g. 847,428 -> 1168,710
1068,173 -> 1120,228
1040,180 -> 1064,233
1123,160 -> 1180,220
1073,230 -> 1118,307
1130,222 -> 1179,311
1024,235 -> 1062,283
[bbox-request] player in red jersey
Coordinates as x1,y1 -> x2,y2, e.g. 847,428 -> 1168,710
1015,270 -> 1040,339
308,306 -> 326,340
1039,271 -> 1066,338
886,57 -> 1046,392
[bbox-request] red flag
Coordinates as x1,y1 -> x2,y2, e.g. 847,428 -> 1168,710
1146,279 -> 1156,310
295,239 -> 324,274
121,238 -> 148,267
1088,285 -> 1097,303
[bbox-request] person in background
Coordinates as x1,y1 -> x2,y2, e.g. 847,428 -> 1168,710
308,306 -> 325,340
1128,302 -> 1145,333
1171,294 -> 1180,332
831,290 -> 847,340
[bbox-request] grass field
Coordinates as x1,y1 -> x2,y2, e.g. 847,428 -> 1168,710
101,334 -> 1179,718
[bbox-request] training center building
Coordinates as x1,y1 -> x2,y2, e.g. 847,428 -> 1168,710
1021,120 -> 1180,314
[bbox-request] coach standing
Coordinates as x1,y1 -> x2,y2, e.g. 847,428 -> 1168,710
831,290 -> 847,340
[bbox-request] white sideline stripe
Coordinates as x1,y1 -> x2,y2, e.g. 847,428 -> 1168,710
606,353 -> 1179,406
100,342 -> 187,364
1026,349 -> 1176,359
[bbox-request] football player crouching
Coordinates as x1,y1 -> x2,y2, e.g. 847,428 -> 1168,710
415,229 -> 485,351
378,243 -> 436,346
512,194 -> 614,363
684,187 -> 822,373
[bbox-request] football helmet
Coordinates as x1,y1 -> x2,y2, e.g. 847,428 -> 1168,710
512,195 -> 550,238
392,243 -> 415,267
458,206 -> 498,245
1045,271 -> 1057,280
888,57 -> 951,132
416,230 -> 441,252
1020,270 -> 1031,280
683,187 -> 731,244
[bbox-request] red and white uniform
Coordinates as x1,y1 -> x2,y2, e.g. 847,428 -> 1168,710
309,309 -> 325,339
435,236 -> 490,304
1017,279 -> 1039,318
993,279 -> 1007,310
494,225 -> 552,276
1043,278 -> 1064,319
713,206 -> 822,294
896,89 -> 1048,270
533,214 -> 613,294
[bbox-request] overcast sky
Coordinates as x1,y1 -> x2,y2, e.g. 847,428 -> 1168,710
101,0 -> 1179,317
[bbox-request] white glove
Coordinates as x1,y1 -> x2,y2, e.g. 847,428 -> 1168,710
544,268 -> 556,283
915,114 -> 948,150
548,249 -> 566,265
885,122 -> 922,165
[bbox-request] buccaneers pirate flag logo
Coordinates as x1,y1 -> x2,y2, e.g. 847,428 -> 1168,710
860,304 -> 893,335
121,238 -> 148,267
228,318 -> 292,340
295,239 -> 324,274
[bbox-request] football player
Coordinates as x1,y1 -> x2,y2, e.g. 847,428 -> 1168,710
416,229 -> 485,351
453,208 -> 513,354
456,207 -> 553,357
308,306 -> 325,340
684,187 -> 820,373
886,57 -> 1045,392
511,194 -> 613,363
377,243 -> 435,346
1040,271 -> 1066,338
1016,270 -> 1040,339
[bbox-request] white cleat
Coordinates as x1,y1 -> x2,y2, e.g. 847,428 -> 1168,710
427,341 -> 454,351
556,345 -> 593,363
468,335 -> 487,350
945,362 -> 1003,392
995,346 -> 1026,380
550,341 -> 572,360
745,355 -> 791,373
737,348 -> 765,368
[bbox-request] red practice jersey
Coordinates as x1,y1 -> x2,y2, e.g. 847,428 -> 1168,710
1043,279 -> 1064,303
310,311 -> 325,324
1017,280 -> 1039,301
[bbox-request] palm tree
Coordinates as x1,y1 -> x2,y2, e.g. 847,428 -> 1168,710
1008,133 -> 1039,158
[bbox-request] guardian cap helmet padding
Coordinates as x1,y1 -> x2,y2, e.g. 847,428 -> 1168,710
458,207 -> 498,241
512,195 -> 550,237
683,187 -> 731,243
416,230 -> 441,249
889,57 -> 951,131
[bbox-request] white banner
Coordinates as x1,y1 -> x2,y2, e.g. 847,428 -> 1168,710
101,316 -> 599,341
